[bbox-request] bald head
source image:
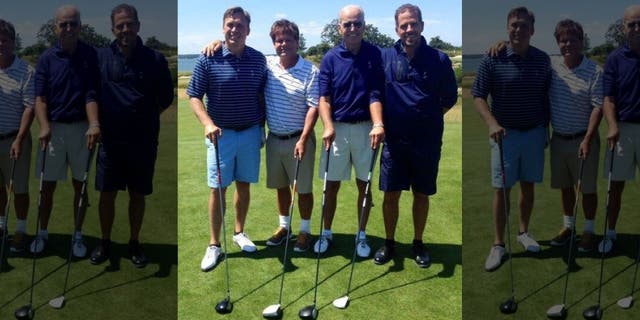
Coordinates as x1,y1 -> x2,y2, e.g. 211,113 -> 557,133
55,5 -> 81,23
624,4 -> 640,51
340,4 -> 364,21
624,4 -> 640,20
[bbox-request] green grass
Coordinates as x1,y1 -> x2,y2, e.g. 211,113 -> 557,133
178,97 -> 461,319
462,76 -> 640,319
0,105 -> 177,319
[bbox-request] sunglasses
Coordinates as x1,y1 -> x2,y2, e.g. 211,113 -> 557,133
626,21 -> 640,29
58,21 -> 79,28
341,21 -> 363,29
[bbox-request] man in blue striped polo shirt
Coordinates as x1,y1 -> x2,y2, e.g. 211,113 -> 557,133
31,5 -> 101,258
0,19 -> 35,253
472,6 -> 551,272
599,4 -> 640,254
315,4 -> 385,258
188,6 -> 267,271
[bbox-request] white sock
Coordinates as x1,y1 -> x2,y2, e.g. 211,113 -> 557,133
358,230 -> 367,240
279,215 -> 290,229
0,215 -> 6,229
563,215 -> 575,229
38,229 -> 49,239
583,219 -> 595,234
322,229 -> 332,238
299,219 -> 311,234
606,229 -> 617,240
15,219 -> 27,233
74,230 -> 83,240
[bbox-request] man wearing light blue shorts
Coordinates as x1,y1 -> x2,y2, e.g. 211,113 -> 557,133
188,6 -> 267,272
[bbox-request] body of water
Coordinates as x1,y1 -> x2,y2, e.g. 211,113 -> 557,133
462,54 -> 484,73
178,57 -> 198,73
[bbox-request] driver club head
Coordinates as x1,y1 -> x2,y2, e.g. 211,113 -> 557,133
298,304 -> 318,319
332,295 -> 349,309
499,297 -> 517,314
14,305 -> 34,320
262,303 -> 283,319
582,305 -> 602,320
215,297 -> 233,314
546,304 -> 567,319
49,295 -> 65,309
617,296 -> 634,309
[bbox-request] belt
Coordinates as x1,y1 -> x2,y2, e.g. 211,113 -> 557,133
270,130 -> 303,140
0,130 -> 18,140
224,124 -> 255,132
553,130 -> 586,140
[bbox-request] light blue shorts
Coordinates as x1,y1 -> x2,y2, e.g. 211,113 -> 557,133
490,126 -> 546,188
206,125 -> 261,188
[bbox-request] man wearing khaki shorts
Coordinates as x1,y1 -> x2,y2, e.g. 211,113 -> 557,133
31,5 -> 100,257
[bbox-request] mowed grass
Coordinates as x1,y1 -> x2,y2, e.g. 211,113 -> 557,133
178,93 -> 461,319
0,104 -> 177,319
461,75 -> 640,320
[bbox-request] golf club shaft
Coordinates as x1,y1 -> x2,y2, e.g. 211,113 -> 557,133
597,147 -> 615,306
561,157 -> 584,305
0,159 -> 16,270
312,148 -> 330,306
214,136 -> 232,300
277,157 -> 300,305
498,136 -> 516,301
345,146 -> 379,295
30,146 -> 47,306
628,233 -> 640,297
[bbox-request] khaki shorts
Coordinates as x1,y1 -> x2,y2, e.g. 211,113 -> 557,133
0,133 -> 32,194
606,122 -> 640,181
266,132 -> 315,193
35,121 -> 90,182
318,121 -> 373,182
550,132 -> 599,194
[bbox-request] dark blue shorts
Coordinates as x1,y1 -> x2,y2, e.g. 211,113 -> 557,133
95,141 -> 158,195
379,121 -> 443,195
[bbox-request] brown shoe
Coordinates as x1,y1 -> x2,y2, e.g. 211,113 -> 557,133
550,227 -> 573,247
10,232 -> 26,253
578,231 -> 595,252
294,232 -> 311,252
266,226 -> 290,246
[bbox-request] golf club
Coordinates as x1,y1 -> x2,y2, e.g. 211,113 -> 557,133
263,157 -> 301,319
333,146 -> 379,309
583,147 -> 615,320
1,158 -> 16,272
49,146 -> 95,309
547,157 -> 585,319
213,136 -> 233,315
497,135 -> 517,314
15,146 -> 47,320
299,148 -> 330,320
617,235 -> 640,309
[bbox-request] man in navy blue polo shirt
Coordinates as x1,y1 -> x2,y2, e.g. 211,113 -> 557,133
472,6 -> 551,272
598,4 -> 640,253
88,4 -> 173,268
31,5 -> 101,258
188,6 -> 267,271
372,4 -> 458,268
315,4 -> 385,258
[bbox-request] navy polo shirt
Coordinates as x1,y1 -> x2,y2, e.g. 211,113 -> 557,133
381,37 -> 457,138
35,40 -> 99,122
97,37 -> 174,143
603,44 -> 640,122
472,45 -> 551,129
319,40 -> 384,122
187,45 -> 266,129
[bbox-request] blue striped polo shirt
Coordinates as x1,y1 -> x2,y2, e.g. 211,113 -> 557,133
549,56 -> 602,134
264,55 -> 319,135
319,40 -> 384,122
187,45 -> 267,129
472,45 -> 551,129
0,56 -> 34,134
603,44 -> 640,122
35,40 -> 99,122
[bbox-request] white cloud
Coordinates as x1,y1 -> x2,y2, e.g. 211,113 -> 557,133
274,13 -> 287,19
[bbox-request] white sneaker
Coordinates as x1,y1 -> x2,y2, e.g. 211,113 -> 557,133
484,245 -> 506,271
201,245 -> 223,271
29,234 -> 48,254
72,237 -> 87,258
598,232 -> 616,254
517,232 -> 541,252
356,236 -> 371,258
313,233 -> 333,253
232,232 -> 257,252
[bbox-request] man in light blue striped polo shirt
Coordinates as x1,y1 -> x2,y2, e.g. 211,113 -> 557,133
473,7 -> 551,272
0,19 -> 35,253
188,6 -> 267,272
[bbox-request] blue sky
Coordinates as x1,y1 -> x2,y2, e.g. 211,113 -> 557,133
464,0 -> 637,54
1,0 -> 177,47
178,0 -> 461,54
